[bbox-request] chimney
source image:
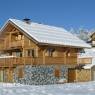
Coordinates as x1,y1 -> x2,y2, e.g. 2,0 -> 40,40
23,18 -> 31,24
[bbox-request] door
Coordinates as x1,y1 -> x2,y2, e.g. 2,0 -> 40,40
68,69 -> 76,82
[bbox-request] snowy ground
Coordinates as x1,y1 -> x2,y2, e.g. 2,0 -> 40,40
0,82 -> 95,95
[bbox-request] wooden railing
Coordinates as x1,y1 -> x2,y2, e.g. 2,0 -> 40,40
45,57 -> 65,64
0,56 -> 78,67
4,40 -> 24,50
0,44 -> 4,50
0,39 -> 4,50
10,40 -> 24,48
78,58 -> 92,64
0,57 -> 34,67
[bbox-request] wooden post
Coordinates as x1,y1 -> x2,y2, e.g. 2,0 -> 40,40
64,52 -> 67,64
22,48 -> 25,66
43,49 -> 45,64
9,32 -> 12,48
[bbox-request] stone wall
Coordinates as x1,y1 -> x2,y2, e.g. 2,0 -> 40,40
13,65 -> 68,85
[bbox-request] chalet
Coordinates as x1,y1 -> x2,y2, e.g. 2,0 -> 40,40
0,18 -> 91,85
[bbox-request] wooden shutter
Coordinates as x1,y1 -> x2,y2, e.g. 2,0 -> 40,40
55,68 -> 60,78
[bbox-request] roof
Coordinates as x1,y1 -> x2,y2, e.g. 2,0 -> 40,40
0,18 -> 91,48
83,64 -> 95,69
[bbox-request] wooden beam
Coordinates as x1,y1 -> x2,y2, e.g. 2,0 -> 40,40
43,49 -> 45,64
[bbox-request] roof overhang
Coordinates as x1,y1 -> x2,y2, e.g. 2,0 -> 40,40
39,42 -> 91,48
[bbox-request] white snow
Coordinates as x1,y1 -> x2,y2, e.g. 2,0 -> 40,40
0,81 -> 95,95
83,64 -> 95,69
0,55 -> 16,58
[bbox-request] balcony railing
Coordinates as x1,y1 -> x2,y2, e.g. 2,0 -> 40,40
0,56 -> 77,67
0,39 -> 4,50
0,44 -> 4,50
10,40 -> 24,48
78,58 -> 92,64
0,57 -> 35,67
3,40 -> 24,50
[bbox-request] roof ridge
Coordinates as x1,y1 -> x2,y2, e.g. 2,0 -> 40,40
9,18 -> 68,33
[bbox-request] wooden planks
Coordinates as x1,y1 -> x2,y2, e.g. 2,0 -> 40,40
78,58 -> 92,64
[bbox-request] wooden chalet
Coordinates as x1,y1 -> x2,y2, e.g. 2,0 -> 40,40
0,18 -> 91,84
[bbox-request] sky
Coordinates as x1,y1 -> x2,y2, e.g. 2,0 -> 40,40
0,0 -> 95,30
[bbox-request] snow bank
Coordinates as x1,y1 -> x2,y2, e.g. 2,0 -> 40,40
0,81 -> 95,95
0,83 -> 23,87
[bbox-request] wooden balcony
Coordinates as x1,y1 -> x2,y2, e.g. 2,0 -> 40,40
0,39 -> 4,50
10,40 -> 24,48
45,57 -> 65,64
78,58 -> 92,64
0,44 -> 4,50
0,40 -> 24,50
0,56 -> 77,67
0,57 -> 35,67
4,40 -> 24,50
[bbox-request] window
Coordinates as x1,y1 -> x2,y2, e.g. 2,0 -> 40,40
45,48 -> 55,57
16,52 -> 22,57
27,49 -> 35,57
54,69 -> 60,78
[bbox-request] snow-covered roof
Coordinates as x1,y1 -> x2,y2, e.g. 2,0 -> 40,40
83,64 -> 95,69
0,18 -> 91,48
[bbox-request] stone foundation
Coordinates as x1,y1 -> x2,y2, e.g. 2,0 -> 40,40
14,65 -> 68,85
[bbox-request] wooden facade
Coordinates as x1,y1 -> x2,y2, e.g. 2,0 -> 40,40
0,24 -> 78,64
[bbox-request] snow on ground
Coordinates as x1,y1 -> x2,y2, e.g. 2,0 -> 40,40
0,81 -> 95,95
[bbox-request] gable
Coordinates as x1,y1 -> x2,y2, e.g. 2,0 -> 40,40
0,21 -> 39,46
